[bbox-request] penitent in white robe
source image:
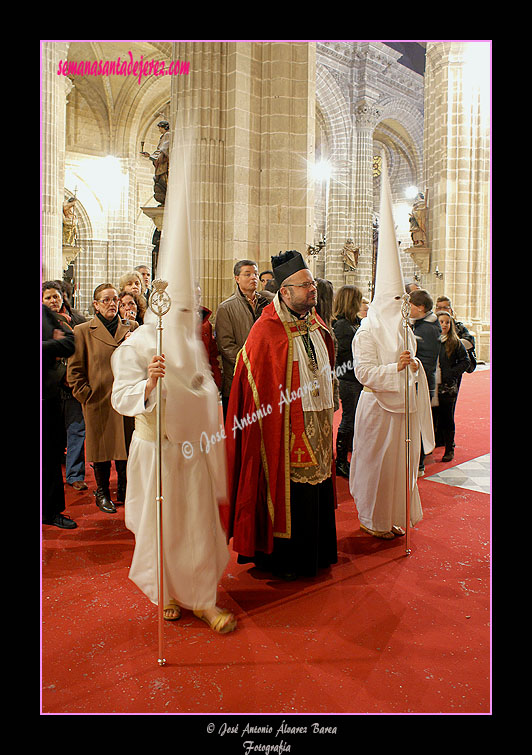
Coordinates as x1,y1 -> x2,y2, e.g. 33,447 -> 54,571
349,327 -> 434,534
111,326 -> 229,610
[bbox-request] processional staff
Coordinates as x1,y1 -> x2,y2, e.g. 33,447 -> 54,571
147,279 -> 172,666
401,292 -> 412,557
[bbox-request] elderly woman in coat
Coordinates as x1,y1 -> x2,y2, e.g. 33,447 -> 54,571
67,283 -> 138,513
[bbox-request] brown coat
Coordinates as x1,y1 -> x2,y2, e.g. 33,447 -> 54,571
66,316 -> 138,462
214,289 -> 271,397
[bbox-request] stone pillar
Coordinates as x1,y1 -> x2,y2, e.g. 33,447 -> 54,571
424,42 -> 490,360
168,41 -> 316,314
170,41 -> 228,315
41,41 -> 70,280
322,136 -> 353,288
350,100 -> 381,295
256,41 -> 316,269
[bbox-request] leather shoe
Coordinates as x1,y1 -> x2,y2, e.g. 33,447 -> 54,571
94,489 -> 117,513
70,481 -> 88,491
43,514 -> 78,529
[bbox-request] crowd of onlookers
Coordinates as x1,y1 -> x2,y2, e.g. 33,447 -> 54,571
42,260 -> 477,529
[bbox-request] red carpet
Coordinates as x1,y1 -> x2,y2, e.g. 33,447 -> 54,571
41,368 -> 490,720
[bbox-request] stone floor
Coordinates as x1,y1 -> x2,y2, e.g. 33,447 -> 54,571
424,453 -> 490,495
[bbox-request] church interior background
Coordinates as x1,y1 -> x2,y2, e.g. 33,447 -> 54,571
41,40 -> 491,361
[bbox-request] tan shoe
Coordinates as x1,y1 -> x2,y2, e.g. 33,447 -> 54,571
359,523 -> 395,540
193,607 -> 237,634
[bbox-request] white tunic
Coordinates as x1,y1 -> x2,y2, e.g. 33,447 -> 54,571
349,327 -> 434,533
111,326 -> 229,610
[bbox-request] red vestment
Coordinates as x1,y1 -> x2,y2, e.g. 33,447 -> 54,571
225,299 -> 336,558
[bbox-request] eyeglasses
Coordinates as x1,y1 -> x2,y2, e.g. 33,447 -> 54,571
98,297 -> 119,305
283,281 -> 317,289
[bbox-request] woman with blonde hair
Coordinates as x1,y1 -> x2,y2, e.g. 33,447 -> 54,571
332,285 -> 364,477
118,271 -> 147,324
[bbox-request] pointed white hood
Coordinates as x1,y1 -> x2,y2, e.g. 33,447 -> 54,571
147,125 -> 220,447
354,154 -> 435,452
358,152 -> 416,364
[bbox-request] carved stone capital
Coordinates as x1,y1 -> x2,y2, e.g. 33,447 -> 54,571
354,101 -> 381,129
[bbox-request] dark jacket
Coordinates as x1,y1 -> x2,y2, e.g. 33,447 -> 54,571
332,316 -> 362,385
412,312 -> 441,396
42,305 -> 76,400
438,338 -> 470,392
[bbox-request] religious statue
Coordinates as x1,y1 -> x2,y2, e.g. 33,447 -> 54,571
409,192 -> 427,247
141,120 -> 171,205
62,197 -> 78,246
342,238 -> 360,270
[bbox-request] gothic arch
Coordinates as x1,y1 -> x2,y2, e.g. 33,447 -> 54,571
66,79 -> 110,155
64,187 -> 93,242
315,64 -> 351,167
114,69 -> 172,156
373,96 -> 424,184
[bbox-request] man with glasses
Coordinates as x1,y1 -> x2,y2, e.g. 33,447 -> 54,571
67,284 -> 138,514
225,250 -> 338,581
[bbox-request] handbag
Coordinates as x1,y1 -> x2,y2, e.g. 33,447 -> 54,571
438,381 -> 459,398
465,347 -> 477,373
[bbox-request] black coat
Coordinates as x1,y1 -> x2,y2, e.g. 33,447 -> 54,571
332,316 -> 362,384
438,338 -> 470,391
42,305 -> 76,400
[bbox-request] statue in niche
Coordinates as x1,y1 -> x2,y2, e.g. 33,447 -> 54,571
342,238 -> 360,270
140,120 -> 170,205
62,197 -> 78,246
409,192 -> 427,247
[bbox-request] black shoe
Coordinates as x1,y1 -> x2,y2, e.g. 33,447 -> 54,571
94,489 -> 117,513
442,450 -> 454,462
43,514 -> 78,529
335,459 -> 350,478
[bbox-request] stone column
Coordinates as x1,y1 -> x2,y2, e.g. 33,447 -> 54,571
424,42 -> 490,360
322,135 -> 353,288
350,100 -> 381,296
107,156 -> 135,285
170,41 -> 227,315
256,42 -> 316,270
167,41 -> 316,313
41,41 -> 70,280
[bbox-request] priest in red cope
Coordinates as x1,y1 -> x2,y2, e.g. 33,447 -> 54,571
225,250 -> 338,580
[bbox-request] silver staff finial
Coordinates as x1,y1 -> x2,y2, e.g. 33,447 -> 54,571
148,279 -> 172,317
401,292 -> 411,323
